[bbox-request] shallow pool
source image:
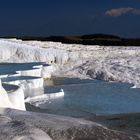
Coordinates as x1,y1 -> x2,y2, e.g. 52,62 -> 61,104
34,78 -> 140,118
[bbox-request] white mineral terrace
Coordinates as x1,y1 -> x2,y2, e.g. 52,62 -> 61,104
3,38 -> 140,87
0,61 -> 64,111
0,38 -> 140,110
0,39 -> 140,139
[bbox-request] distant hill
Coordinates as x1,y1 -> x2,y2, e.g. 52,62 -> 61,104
4,34 -> 140,46
81,34 -> 121,39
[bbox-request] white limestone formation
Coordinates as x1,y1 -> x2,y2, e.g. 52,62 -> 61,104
2,77 -> 44,90
0,39 -> 68,111
0,80 -> 13,109
18,68 -> 42,77
25,89 -> 64,106
0,39 -> 140,139
0,38 -> 140,112
41,65 -> 56,79
2,38 -> 140,87
0,80 -> 25,110
7,85 -> 26,110
0,39 -> 78,64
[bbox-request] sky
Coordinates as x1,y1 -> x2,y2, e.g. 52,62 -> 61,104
0,0 -> 140,37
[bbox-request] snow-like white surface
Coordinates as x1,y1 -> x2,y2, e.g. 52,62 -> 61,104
41,65 -> 56,79
24,40 -> 140,87
8,85 -> 26,110
0,39 -> 140,139
0,39 -> 78,64
2,76 -> 44,91
0,39 -> 71,111
7,38 -> 140,87
0,80 -> 25,110
25,89 -> 64,106
0,38 -> 140,112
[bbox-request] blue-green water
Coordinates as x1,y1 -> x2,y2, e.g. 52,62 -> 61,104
0,62 -> 49,75
41,78 -> 140,118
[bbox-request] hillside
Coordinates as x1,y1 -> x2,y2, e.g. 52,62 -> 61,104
4,34 -> 140,46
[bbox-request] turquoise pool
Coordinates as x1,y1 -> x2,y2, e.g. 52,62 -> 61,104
37,78 -> 140,118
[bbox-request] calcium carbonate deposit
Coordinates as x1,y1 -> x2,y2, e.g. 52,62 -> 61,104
4,38 -> 140,87
0,38 -> 140,140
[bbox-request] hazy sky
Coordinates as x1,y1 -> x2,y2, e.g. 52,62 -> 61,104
0,0 -> 140,37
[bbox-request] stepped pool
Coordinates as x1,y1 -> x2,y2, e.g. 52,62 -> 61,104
27,77 -> 140,118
